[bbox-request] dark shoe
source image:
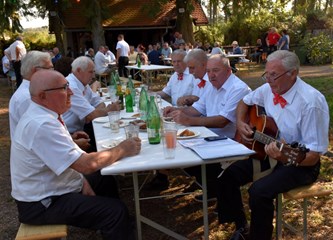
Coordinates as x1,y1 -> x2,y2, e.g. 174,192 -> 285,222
230,227 -> 250,240
144,174 -> 169,190
193,193 -> 217,202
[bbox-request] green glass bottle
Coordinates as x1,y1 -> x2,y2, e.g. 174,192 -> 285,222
116,84 -> 124,110
147,95 -> 161,144
125,88 -> 134,112
138,87 -> 148,121
128,75 -> 136,106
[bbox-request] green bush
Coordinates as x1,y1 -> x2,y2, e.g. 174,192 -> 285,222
303,33 -> 333,65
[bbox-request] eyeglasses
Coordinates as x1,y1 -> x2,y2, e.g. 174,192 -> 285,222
36,66 -> 54,70
261,70 -> 290,82
43,82 -> 69,92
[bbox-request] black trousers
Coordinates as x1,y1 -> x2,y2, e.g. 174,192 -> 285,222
12,60 -> 22,87
118,56 -> 129,77
16,172 -> 135,240
216,158 -> 320,240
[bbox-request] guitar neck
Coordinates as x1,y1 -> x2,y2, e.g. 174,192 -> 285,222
253,131 -> 281,148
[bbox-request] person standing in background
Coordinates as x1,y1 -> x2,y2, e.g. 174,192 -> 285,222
5,36 -> 26,87
266,27 -> 281,55
116,34 -> 130,77
278,29 -> 290,50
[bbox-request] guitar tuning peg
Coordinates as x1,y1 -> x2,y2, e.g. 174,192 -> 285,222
290,141 -> 299,148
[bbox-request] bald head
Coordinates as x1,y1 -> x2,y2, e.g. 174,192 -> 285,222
30,70 -> 72,114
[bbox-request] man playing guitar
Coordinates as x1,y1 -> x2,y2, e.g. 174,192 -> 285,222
216,50 -> 329,240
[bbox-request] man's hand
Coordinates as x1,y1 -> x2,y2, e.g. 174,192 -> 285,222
163,106 -> 177,117
72,131 -> 91,151
72,131 -> 89,140
264,141 -> 285,163
177,95 -> 199,107
82,178 -> 95,196
236,121 -> 254,144
168,110 -> 190,125
74,138 -> 91,151
117,137 -> 141,157
106,102 -> 121,111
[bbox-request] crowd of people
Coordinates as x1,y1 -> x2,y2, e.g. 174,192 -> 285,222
5,26 -> 328,240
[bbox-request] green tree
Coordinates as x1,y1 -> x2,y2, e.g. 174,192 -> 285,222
0,0 -> 23,37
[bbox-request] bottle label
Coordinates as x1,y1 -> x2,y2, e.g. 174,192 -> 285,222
147,128 -> 158,138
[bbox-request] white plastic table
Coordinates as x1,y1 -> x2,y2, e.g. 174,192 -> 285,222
93,106 -> 253,239
125,64 -> 174,87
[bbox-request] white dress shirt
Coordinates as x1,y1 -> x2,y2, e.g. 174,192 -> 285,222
191,73 -> 211,98
6,40 -> 26,61
11,102 -> 84,202
9,79 -> 31,139
94,51 -> 110,74
116,40 -> 130,57
63,73 -> 103,133
243,77 -> 329,153
193,73 -> 251,137
162,68 -> 195,106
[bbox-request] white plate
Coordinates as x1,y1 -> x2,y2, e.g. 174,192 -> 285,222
101,140 -> 122,149
176,129 -> 200,139
121,112 -> 140,119
94,116 -> 109,123
102,120 -> 129,128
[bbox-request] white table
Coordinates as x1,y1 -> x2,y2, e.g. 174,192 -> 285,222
125,64 -> 174,87
93,107 -> 254,239
226,54 -> 247,58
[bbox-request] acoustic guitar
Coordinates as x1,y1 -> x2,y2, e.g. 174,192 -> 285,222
235,105 -> 308,164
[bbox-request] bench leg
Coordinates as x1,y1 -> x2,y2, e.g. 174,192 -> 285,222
302,198 -> 308,240
276,193 -> 283,240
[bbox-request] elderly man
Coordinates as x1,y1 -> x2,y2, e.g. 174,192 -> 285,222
94,45 -> 112,75
63,56 -> 119,151
176,49 -> 211,106
11,70 -> 141,239
163,55 -> 251,197
217,50 -> 328,239
157,50 -> 195,106
9,51 -> 90,151
9,51 -> 54,139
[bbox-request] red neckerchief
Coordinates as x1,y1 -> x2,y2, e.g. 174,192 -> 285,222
273,93 -> 287,108
197,79 -> 206,88
177,73 -> 184,80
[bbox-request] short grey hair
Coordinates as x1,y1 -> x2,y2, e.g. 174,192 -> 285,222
21,51 -> 51,79
267,50 -> 300,74
171,49 -> 186,59
208,54 -> 230,68
71,56 -> 94,72
184,49 -> 207,64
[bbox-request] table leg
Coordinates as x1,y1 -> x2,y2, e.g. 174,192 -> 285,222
133,172 -> 142,240
201,164 -> 209,239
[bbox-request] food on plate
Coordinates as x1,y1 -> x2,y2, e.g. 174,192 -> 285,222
178,129 -> 195,137
131,113 -> 141,118
129,119 -> 147,130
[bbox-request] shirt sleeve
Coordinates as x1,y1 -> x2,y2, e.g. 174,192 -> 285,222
31,120 -> 84,176
70,87 -> 96,120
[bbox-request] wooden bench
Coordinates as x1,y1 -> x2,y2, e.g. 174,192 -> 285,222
16,223 -> 67,240
276,182 -> 332,240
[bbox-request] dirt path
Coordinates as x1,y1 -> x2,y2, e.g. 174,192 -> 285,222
0,64 -> 332,239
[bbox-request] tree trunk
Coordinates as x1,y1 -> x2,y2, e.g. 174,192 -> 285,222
90,0 -> 105,50
175,0 -> 194,44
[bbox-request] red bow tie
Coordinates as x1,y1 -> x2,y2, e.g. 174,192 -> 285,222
177,73 -> 183,80
273,93 -> 287,108
197,79 -> 206,88
58,114 -> 65,126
